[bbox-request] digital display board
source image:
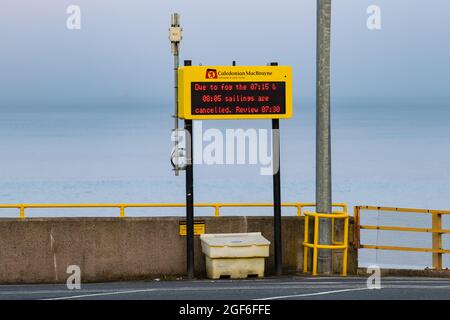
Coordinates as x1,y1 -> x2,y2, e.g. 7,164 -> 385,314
178,66 -> 292,120
190,82 -> 286,116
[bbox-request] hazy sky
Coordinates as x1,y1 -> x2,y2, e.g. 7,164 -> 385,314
1,2 -> 449,267
1,0 -> 450,109
1,0 -> 450,205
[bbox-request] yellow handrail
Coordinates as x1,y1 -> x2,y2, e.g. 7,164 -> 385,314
355,205 -> 449,270
356,205 -> 450,215
0,202 -> 348,219
303,210 -> 349,276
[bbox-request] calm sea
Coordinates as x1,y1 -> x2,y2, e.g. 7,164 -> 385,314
1,98 -> 449,269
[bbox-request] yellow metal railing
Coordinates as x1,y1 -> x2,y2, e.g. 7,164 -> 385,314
303,210 -> 350,276
0,202 -> 348,219
354,205 -> 450,270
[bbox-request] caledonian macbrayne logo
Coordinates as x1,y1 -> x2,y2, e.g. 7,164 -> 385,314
205,68 -> 218,79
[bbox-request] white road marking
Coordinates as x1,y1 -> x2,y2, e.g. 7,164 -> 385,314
0,278 -> 448,290
38,285 -> 359,299
381,285 -> 450,289
255,287 -> 372,300
2,279 -> 448,300
41,288 -> 157,300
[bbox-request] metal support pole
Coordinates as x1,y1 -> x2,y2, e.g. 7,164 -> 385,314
184,59 -> 194,279
173,52 -> 180,176
270,61 -> 282,276
170,13 -> 182,176
316,0 -> 333,274
272,118 -> 282,276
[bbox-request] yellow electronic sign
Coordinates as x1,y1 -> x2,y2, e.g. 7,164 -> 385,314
178,66 -> 293,120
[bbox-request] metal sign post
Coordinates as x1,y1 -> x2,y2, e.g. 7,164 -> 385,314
184,59 -> 195,279
270,62 -> 282,276
169,14 -> 195,279
169,13 -> 182,176
272,117 -> 282,276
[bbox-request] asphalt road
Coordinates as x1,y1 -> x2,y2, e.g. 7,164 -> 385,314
0,277 -> 449,300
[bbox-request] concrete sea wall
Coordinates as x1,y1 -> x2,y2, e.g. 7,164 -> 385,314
0,216 -> 357,283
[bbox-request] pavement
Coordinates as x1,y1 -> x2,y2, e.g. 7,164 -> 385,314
0,276 -> 449,300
